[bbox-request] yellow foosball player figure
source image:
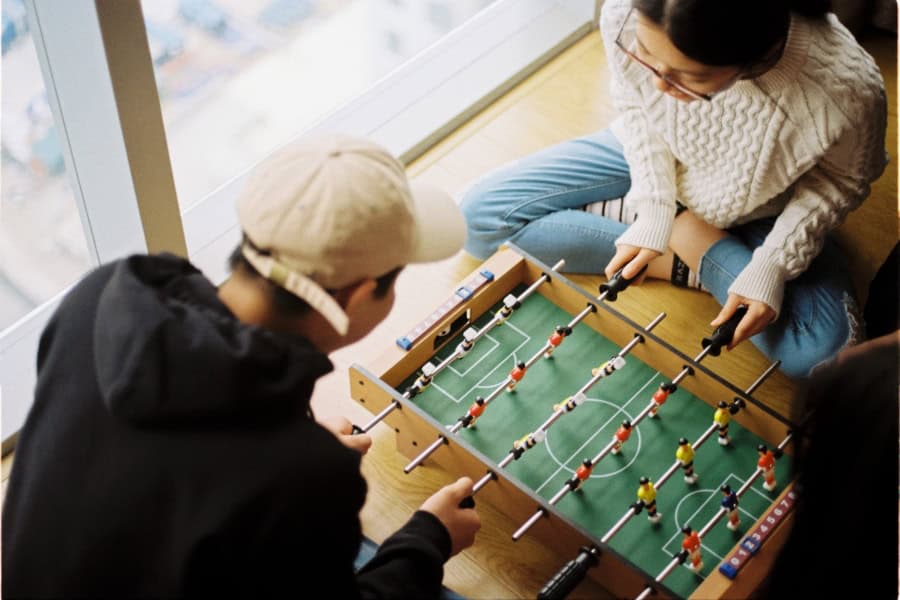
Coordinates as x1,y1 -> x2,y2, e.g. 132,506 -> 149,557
633,476 -> 662,524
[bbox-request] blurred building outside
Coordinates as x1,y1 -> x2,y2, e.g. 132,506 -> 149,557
0,0 -> 495,331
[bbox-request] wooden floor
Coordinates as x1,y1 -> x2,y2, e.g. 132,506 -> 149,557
2,26 -> 896,600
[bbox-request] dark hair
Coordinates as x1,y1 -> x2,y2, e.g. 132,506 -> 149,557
764,332 -> 898,597
632,0 -> 831,66
227,238 -> 402,318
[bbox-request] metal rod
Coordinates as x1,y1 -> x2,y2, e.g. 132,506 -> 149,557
359,400 -> 400,434
472,471 -> 494,493
569,304 -> 594,327
745,360 -> 781,396
692,422 -> 719,449
549,486 -> 569,505
601,508 -> 636,544
402,436 -> 446,474
512,509 -> 546,540
669,345 -> 714,387
652,460 -> 682,490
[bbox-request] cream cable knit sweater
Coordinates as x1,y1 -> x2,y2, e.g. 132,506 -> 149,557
599,0 -> 888,317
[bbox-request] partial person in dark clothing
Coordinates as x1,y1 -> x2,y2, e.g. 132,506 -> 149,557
2,134 -> 478,599
864,241 -> 899,339
763,330 -> 898,598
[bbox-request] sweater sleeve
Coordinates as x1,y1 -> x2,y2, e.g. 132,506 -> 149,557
356,511 -> 452,600
728,99 -> 889,317
599,0 -> 678,253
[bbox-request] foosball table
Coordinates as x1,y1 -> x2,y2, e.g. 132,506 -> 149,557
349,244 -> 798,599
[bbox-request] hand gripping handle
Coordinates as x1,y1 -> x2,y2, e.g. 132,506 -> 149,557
598,265 -> 648,302
701,305 -> 749,356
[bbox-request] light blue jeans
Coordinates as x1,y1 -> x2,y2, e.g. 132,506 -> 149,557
460,129 -> 858,379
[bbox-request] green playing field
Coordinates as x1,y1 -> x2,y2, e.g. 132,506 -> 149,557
397,287 -> 786,598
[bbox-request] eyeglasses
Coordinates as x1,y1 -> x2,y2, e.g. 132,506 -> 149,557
615,9 -> 716,102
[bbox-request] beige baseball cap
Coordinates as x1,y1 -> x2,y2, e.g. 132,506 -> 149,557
236,134 -> 466,336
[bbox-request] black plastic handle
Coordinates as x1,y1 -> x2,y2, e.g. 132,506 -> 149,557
458,496 -> 476,509
701,305 -> 749,356
537,546 -> 600,600
598,265 -> 648,302
351,424 -> 364,435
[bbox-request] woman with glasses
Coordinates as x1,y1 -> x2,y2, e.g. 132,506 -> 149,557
460,0 -> 887,378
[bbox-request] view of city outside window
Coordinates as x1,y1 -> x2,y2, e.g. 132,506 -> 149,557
143,0 -> 498,210
1,0 -> 92,331
0,0 -> 497,332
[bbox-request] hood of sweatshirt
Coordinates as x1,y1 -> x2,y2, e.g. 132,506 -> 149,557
91,254 -> 333,427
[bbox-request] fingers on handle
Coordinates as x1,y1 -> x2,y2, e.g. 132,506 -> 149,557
712,295 -> 741,327
729,304 -> 770,350
605,246 -> 636,279
452,477 -> 474,497
351,434 -> 373,453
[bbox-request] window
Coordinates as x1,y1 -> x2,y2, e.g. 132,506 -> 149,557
142,0 -> 498,211
0,0 -> 91,332
2,0 -> 594,447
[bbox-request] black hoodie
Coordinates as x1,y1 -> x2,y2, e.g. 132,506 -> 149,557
2,254 -> 451,598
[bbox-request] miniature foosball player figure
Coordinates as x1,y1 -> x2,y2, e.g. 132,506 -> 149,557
544,325 -> 573,358
415,362 -> 437,391
757,444 -> 777,491
713,400 -> 731,446
634,476 -> 662,524
681,526 -> 703,571
591,355 -> 626,377
456,327 -> 478,357
675,437 -> 698,484
495,294 -> 519,324
610,420 -> 633,455
649,382 -> 676,418
566,459 -> 594,491
458,396 -> 486,428
507,361 -> 527,392
553,392 -> 587,414
720,484 -> 740,531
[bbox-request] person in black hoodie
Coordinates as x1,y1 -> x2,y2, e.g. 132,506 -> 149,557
2,134 -> 478,598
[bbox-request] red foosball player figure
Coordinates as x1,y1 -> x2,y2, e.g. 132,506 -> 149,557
507,361 -> 527,392
713,400 -> 731,446
458,396 -> 486,428
681,525 -> 703,571
610,420 -> 633,455
675,437 -> 698,484
649,382 -> 676,418
757,444 -> 777,491
565,459 -> 594,491
633,476 -> 662,524
720,484 -> 740,530
544,325 -> 572,358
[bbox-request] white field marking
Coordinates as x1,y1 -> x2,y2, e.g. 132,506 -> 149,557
663,473 -> 765,565
662,487 -> 727,563
430,325 -> 532,404
543,398 -> 642,481
447,334 -> 500,377
533,373 -> 659,494
737,506 -> 758,519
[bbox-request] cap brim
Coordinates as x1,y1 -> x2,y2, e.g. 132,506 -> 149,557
407,181 -> 467,264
